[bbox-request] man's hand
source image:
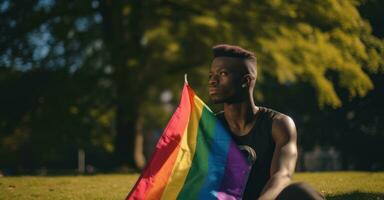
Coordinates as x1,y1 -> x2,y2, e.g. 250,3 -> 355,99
258,114 -> 298,200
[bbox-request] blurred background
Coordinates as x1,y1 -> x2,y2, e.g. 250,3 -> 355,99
0,0 -> 383,175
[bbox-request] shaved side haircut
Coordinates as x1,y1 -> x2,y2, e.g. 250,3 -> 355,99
212,44 -> 257,79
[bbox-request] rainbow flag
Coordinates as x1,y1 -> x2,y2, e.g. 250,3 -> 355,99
127,80 -> 251,200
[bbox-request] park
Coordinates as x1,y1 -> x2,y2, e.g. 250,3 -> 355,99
1,0 -> 383,199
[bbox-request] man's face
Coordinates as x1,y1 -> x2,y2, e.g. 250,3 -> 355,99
208,57 -> 247,104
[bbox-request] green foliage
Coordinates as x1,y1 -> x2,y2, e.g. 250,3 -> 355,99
2,0 -> 382,106
122,0 -> 384,108
0,67 -> 115,169
253,0 -> 383,107
0,0 -> 383,169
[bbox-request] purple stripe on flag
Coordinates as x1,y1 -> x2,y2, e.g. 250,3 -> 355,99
218,142 -> 251,199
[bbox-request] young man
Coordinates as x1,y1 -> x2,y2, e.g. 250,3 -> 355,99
208,44 -> 325,200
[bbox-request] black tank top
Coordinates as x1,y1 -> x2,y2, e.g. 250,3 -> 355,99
216,107 -> 281,199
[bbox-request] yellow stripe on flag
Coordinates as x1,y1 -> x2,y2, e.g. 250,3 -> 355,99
160,95 -> 204,199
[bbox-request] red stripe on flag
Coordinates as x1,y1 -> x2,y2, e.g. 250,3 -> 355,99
127,84 -> 194,200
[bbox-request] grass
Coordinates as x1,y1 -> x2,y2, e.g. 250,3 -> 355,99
0,172 -> 383,200
293,172 -> 384,200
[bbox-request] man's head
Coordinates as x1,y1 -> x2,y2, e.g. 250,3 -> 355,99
208,44 -> 257,104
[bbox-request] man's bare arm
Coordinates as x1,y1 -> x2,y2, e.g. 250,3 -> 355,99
258,114 -> 298,200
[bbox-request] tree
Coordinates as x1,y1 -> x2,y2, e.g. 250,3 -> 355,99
1,0 -> 383,170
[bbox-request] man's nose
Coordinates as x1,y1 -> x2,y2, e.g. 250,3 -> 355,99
208,74 -> 219,86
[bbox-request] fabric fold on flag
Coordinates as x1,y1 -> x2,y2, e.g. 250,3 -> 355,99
127,81 -> 251,200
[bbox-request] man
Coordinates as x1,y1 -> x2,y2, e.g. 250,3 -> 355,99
208,44 -> 325,200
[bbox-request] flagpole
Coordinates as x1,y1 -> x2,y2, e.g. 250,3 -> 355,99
184,74 -> 188,84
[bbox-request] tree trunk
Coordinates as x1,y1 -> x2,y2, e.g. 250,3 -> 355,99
115,103 -> 145,169
101,0 -> 146,170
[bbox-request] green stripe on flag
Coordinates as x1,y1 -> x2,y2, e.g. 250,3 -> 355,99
177,107 -> 216,199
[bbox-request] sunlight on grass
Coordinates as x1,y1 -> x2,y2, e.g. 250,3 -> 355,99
0,172 -> 383,200
293,172 -> 384,200
0,174 -> 139,200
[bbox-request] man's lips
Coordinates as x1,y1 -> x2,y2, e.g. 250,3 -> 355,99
208,88 -> 220,95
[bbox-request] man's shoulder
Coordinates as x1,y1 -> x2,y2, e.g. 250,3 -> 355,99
259,107 -> 295,123
257,107 -> 297,143
270,112 -> 297,143
259,106 -> 283,118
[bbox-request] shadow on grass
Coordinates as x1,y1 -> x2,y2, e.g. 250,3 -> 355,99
327,191 -> 384,200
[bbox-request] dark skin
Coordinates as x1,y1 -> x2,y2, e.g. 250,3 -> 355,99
208,57 -> 298,200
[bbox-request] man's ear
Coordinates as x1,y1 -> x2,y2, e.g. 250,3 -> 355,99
243,74 -> 255,87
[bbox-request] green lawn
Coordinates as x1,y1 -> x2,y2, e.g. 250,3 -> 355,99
0,172 -> 383,200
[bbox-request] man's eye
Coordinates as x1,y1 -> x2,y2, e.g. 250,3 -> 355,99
220,71 -> 228,76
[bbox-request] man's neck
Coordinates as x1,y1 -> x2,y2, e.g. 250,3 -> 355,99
223,100 -> 259,136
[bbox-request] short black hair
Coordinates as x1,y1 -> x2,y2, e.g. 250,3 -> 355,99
212,44 -> 257,77
213,44 -> 256,62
